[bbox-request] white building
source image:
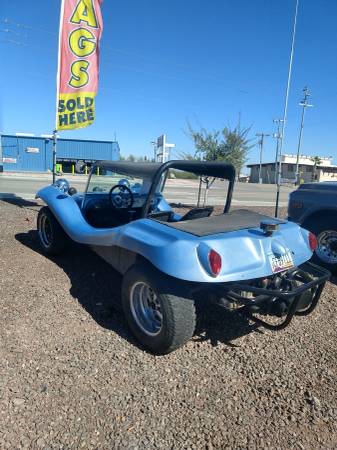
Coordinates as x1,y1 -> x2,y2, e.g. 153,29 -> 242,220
247,154 -> 337,184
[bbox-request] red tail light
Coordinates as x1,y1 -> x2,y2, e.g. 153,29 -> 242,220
308,231 -> 317,251
208,249 -> 222,276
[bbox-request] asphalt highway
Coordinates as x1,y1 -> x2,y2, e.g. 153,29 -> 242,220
0,174 -> 294,206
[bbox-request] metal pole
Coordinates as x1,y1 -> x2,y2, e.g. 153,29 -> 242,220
256,133 -> 270,184
295,86 -> 313,184
275,0 -> 299,218
258,137 -> 263,184
52,129 -> 57,183
273,119 -> 283,184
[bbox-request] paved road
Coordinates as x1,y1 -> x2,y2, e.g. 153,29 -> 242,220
0,174 -> 294,206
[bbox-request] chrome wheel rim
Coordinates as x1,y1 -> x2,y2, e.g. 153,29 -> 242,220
316,230 -> 337,264
39,215 -> 52,248
130,282 -> 163,336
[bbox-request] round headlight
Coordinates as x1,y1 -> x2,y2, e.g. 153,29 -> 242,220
54,178 -> 70,193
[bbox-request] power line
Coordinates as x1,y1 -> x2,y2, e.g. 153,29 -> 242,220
0,18 -> 56,36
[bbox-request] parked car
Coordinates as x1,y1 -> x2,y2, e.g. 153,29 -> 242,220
35,160 -> 329,354
288,181 -> 337,273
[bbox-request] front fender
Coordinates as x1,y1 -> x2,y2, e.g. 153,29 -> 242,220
36,185 -> 123,245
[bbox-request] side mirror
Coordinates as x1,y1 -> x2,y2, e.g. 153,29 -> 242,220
68,187 -> 77,196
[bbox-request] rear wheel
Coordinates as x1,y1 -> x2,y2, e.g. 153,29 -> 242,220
122,263 -> 196,354
37,207 -> 68,255
304,216 -> 337,273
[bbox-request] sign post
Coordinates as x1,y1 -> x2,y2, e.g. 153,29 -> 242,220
155,134 -> 175,163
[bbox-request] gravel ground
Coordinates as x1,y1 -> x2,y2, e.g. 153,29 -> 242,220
0,199 -> 336,449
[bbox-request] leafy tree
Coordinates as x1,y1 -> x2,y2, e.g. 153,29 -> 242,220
310,156 -> 322,181
187,121 -> 253,176
176,151 -> 201,161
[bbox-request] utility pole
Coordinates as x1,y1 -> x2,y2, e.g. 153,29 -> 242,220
295,86 -> 313,184
256,133 -> 270,184
272,119 -> 284,184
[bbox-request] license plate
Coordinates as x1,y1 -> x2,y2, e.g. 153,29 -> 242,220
268,251 -> 294,273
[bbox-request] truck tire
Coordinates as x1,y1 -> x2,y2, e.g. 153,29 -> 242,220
37,207 -> 68,255
122,263 -> 196,354
303,216 -> 337,274
75,160 -> 86,174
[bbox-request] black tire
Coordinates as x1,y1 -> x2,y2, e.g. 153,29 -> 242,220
37,207 -> 68,255
303,216 -> 337,274
75,160 -> 86,174
122,263 -> 196,355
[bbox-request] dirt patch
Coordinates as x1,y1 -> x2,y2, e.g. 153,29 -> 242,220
0,199 -> 336,449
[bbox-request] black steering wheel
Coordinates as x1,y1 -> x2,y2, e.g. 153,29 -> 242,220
109,184 -> 134,209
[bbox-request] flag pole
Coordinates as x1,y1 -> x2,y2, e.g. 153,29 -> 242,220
275,0 -> 299,217
53,0 -> 64,184
52,129 -> 57,183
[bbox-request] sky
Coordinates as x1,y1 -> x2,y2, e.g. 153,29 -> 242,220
1,0 -> 337,167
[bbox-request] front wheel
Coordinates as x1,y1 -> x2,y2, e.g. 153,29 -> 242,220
122,263 -> 196,354
37,207 -> 68,255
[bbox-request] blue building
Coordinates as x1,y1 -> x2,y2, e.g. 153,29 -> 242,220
0,133 -> 120,173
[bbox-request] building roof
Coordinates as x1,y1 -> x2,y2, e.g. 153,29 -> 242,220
247,162 -> 337,169
2,133 -> 117,144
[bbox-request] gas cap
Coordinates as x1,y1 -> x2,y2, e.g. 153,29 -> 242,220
260,220 -> 279,236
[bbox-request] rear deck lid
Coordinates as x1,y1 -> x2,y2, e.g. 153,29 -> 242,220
163,209 -> 285,237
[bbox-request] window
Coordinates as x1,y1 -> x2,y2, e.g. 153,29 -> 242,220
288,164 -> 294,172
87,169 -> 144,193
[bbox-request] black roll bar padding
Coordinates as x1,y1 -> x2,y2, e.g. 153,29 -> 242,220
223,178 -> 235,213
141,160 -> 236,218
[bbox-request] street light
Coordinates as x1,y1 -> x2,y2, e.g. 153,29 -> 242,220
295,86 -> 313,184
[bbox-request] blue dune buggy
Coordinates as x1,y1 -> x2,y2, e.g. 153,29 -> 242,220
36,160 -> 329,354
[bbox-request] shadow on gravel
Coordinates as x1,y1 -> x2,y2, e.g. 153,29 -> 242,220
0,195 -> 40,210
15,230 -> 261,351
15,230 -> 141,349
193,301 -> 260,348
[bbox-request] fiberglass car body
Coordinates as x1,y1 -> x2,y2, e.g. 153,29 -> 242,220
35,160 -> 329,354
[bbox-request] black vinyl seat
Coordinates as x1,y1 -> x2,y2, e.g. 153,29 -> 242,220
179,206 -> 214,221
148,211 -> 173,222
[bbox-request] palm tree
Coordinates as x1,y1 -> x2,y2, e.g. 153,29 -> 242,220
310,156 -> 322,181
